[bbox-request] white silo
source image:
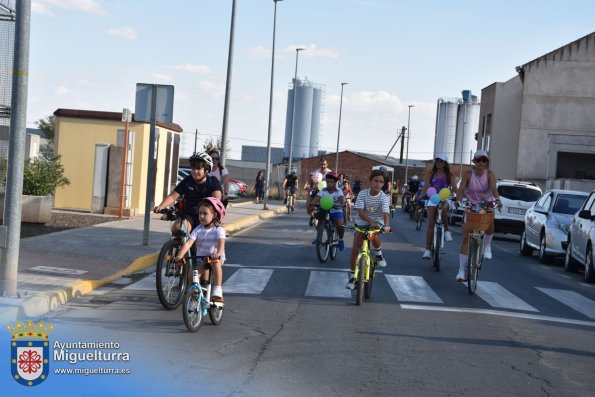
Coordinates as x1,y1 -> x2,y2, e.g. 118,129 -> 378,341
454,92 -> 480,164
309,86 -> 323,157
434,98 -> 459,161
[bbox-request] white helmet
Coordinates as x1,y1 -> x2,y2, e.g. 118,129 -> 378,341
188,152 -> 213,172
412,175 -> 419,181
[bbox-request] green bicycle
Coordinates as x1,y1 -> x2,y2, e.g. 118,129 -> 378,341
353,226 -> 383,306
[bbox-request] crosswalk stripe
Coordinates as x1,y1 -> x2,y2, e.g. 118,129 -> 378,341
475,281 -> 538,312
223,268 -> 273,294
536,287 -> 595,319
305,271 -> 352,298
124,273 -> 156,290
385,275 -> 443,303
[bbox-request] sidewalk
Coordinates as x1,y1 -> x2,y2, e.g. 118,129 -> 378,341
0,199 -> 286,323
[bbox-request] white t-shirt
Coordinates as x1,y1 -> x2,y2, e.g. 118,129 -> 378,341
314,167 -> 332,178
317,188 -> 344,214
353,189 -> 390,227
188,224 -> 226,261
209,167 -> 229,183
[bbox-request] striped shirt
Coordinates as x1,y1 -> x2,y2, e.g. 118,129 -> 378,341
188,224 -> 226,261
353,188 -> 390,227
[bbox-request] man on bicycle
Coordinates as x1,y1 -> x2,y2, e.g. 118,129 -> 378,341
282,167 -> 298,211
153,152 -> 222,233
453,150 -> 502,282
403,175 -> 420,211
310,171 -> 346,251
347,169 -> 391,289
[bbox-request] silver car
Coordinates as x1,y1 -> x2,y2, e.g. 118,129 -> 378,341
565,190 -> 595,282
521,189 -> 588,263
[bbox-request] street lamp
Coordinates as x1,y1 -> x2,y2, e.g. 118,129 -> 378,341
220,0 -> 236,166
287,47 -> 304,173
263,0 -> 282,210
335,82 -> 348,173
404,104 -> 414,184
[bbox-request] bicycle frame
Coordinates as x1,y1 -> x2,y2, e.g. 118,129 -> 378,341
467,230 -> 484,295
183,256 -> 224,332
353,226 -> 382,306
431,201 -> 445,271
315,208 -> 339,263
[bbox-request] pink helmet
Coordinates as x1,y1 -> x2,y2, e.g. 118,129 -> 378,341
202,197 -> 226,221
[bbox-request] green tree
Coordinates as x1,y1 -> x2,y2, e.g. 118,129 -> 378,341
36,115 -> 55,159
22,155 -> 70,196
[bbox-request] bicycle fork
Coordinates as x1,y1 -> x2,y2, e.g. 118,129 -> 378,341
354,240 -> 370,282
192,268 -> 210,315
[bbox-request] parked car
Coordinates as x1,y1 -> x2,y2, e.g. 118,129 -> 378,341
177,167 -> 191,183
494,179 -> 542,235
229,178 -> 248,197
520,189 -> 589,263
564,190 -> 595,282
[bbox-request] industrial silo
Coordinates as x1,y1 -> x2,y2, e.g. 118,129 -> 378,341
454,93 -> 480,165
433,98 -> 459,161
309,86 -> 323,157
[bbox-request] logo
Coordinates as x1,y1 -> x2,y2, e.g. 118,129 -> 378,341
8,320 -> 53,387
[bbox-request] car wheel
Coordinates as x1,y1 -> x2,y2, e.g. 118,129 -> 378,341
564,235 -> 579,273
520,230 -> 534,257
538,232 -> 552,264
584,245 -> 595,283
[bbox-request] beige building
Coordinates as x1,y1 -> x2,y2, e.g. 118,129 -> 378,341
53,109 -> 182,214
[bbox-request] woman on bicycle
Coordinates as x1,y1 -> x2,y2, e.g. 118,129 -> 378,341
347,169 -> 391,289
342,180 -> 354,222
208,149 -> 231,208
175,197 -> 226,302
310,172 -> 346,251
420,153 -> 457,260
453,150 -> 502,282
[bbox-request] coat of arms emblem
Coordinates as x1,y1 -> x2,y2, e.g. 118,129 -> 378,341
8,320 -> 53,386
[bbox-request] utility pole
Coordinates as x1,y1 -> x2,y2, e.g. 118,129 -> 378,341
220,0 -> 236,167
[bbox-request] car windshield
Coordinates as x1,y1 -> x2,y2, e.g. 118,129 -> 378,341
498,186 -> 541,202
553,194 -> 587,215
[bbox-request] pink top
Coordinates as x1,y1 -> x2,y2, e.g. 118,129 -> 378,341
464,170 -> 495,205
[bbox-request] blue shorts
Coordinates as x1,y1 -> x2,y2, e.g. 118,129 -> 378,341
329,211 -> 344,221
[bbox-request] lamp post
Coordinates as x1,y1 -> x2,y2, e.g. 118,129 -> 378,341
335,82 -> 348,173
220,0 -> 236,167
287,47 -> 304,173
404,104 -> 414,184
263,0 -> 282,210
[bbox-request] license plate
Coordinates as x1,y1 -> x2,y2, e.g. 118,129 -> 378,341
508,207 -> 526,215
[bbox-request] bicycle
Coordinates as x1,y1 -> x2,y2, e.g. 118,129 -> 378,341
286,190 -> 296,214
314,205 -> 340,263
182,255 -> 224,332
155,207 -> 192,310
431,200 -> 446,271
464,209 -> 495,295
352,226 -> 383,306
413,199 -> 425,231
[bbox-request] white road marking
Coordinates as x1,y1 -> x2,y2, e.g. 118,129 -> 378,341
223,268 -> 273,294
305,271 -> 351,298
475,281 -> 538,312
537,287 -> 595,319
124,273 -> 156,290
29,266 -> 87,276
385,275 -> 443,303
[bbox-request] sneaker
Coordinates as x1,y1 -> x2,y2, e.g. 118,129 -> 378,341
291,206 -> 295,212
484,246 -> 492,259
445,231 -> 453,242
338,240 -> 345,251
345,276 -> 356,290
212,296 -> 224,303
376,255 -> 387,268
456,270 -> 466,282
422,250 -> 431,259
313,219 -> 318,227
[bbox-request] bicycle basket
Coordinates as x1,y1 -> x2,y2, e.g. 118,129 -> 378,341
465,210 -> 494,232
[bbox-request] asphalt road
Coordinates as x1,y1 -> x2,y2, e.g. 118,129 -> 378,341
32,202 -> 595,397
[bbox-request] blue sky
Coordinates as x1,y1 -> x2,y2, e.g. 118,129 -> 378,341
25,0 -> 595,161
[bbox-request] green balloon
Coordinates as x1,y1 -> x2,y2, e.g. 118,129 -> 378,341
320,195 -> 334,210
317,181 -> 327,191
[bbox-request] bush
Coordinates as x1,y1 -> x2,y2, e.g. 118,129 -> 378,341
22,156 -> 70,196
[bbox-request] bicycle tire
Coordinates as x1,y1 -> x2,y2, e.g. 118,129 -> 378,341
209,304 -> 224,325
467,237 -> 480,295
433,226 -> 442,272
182,288 -> 203,332
364,260 -> 375,299
356,256 -> 366,306
416,212 -> 423,230
316,225 -> 331,263
156,239 -> 187,310
329,226 -> 338,260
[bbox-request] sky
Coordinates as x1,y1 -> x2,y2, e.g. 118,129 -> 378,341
21,0 -> 595,162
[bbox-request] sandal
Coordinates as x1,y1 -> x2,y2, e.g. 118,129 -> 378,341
212,296 -> 224,303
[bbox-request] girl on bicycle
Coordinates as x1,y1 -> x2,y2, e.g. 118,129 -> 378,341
175,197 -> 227,302
310,172 -> 346,251
347,169 -> 391,289
453,150 -> 502,282
342,180 -> 354,222
420,153 -> 457,260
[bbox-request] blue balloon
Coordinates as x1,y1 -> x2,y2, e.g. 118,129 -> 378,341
430,193 -> 441,205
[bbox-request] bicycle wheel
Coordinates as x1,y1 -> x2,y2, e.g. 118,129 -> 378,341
467,237 -> 480,295
182,288 -> 203,332
433,226 -> 442,272
329,227 -> 338,260
356,256 -> 367,306
156,240 -> 187,310
209,303 -> 224,325
316,225 -> 331,263
364,260 -> 376,299
416,211 -> 423,230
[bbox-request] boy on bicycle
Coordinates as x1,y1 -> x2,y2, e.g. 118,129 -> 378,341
347,169 -> 391,289
282,167 -> 298,211
310,171 -> 346,251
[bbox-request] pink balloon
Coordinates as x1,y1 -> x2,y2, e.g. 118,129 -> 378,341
426,187 -> 437,197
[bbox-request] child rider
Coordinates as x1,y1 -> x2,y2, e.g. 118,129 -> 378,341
310,171 -> 346,251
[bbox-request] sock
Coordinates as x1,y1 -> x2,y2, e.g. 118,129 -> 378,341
484,234 -> 493,247
375,248 -> 383,257
459,254 -> 468,270
212,286 -> 223,297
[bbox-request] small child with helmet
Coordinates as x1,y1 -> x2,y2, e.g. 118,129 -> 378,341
175,197 -> 227,302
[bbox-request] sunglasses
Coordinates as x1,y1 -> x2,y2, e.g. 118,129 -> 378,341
474,157 -> 488,163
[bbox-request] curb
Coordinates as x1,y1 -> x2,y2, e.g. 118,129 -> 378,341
3,206 -> 287,322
